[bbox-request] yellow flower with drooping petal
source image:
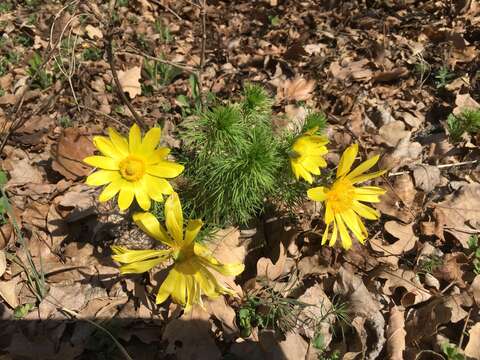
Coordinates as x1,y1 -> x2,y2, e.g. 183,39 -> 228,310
307,144 -> 386,250
111,193 -> 244,311
83,124 -> 184,211
290,127 -> 329,183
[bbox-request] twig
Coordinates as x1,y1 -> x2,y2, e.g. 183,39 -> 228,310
150,0 -> 183,20
197,0 -> 207,108
121,47 -> 196,73
458,308 -> 472,347
388,160 -> 478,177
105,9 -> 147,130
78,105 -> 129,130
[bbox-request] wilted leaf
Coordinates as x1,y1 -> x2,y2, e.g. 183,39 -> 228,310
204,296 -> 238,338
329,58 -> 373,82
6,158 -> 43,186
162,305 -> 221,360
51,128 -> 96,180
283,77 -> 315,101
0,249 -> 6,277
85,24 -> 103,39
386,306 -> 406,360
117,66 -> 142,99
412,165 -> 441,192
0,277 -> 19,308
465,322 -> 480,359
433,184 -> 480,247
256,242 -> 286,281
379,135 -> 422,170
378,121 -> 409,147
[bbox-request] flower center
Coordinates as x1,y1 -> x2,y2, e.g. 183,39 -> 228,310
119,155 -> 145,181
326,178 -> 355,213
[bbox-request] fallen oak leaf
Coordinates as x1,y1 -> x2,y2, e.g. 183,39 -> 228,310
117,66 -> 142,99
465,322 -> 480,360
283,76 -> 315,101
386,306 -> 406,360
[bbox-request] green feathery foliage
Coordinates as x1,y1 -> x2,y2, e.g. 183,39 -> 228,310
447,108 -> 480,142
179,84 -> 328,226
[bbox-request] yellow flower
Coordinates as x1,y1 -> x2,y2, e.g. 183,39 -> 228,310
83,124 -> 184,211
111,193 -> 244,311
307,144 -> 386,250
290,127 -> 328,183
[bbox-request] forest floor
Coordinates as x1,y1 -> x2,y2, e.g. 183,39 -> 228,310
0,1 -> 480,359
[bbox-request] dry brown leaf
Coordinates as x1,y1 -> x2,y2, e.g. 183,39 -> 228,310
433,252 -> 468,287
85,24 -> 103,39
334,267 -> 385,360
412,165 -> 441,192
378,120 -> 409,147
0,250 -> 6,277
375,268 -> 431,306
117,66 -> 142,99
283,77 -> 315,101
433,184 -> 480,247
329,58 -> 373,82
370,221 -> 417,267
39,283 -> 87,319
51,128 -> 96,180
453,92 -> 480,116
379,135 -> 422,170
376,174 -> 417,223
0,277 -> 19,308
204,296 -> 238,338
162,305 -> 221,360
471,275 -> 480,305
373,67 -> 409,83
258,329 -> 308,360
465,322 -> 480,359
57,184 -> 97,222
386,306 -> 406,360
6,158 -> 43,186
256,242 -> 286,281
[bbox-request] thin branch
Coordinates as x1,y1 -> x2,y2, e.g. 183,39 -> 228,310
150,0 -> 183,20
121,47 -> 196,73
105,13 -> 147,130
197,0 -> 207,109
78,105 -> 129,130
388,160 -> 478,177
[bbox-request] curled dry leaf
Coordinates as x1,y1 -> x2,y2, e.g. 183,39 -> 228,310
0,276 -> 19,308
283,76 -> 315,101
433,184 -> 480,247
259,329 -> 308,360
117,66 -> 142,99
432,252 -> 468,287
334,267 -> 385,360
471,275 -> 480,306
51,127 -> 96,180
370,221 -> 417,267
378,120 -> 409,147
453,92 -> 480,116
162,305 -> 221,360
465,322 -> 480,360
256,242 -> 286,281
204,296 -> 238,339
376,174 -> 417,223
6,158 -> 43,187
329,58 -> 373,82
386,306 -> 406,360
85,24 -> 103,39
412,165 -> 441,192
379,135 -> 422,170
0,249 -> 6,277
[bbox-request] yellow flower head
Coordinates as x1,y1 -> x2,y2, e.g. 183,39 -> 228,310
290,127 -> 328,184
307,144 -> 386,250
84,124 -> 184,211
111,193 -> 244,311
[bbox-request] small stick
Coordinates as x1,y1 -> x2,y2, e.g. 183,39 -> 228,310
388,160 -> 478,177
120,48 -> 196,73
78,105 -> 129,130
150,0 -> 183,21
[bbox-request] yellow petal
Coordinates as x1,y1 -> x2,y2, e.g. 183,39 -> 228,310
355,186 -> 386,196
171,270 -> 187,306
335,213 -> 352,250
290,160 -> 301,180
329,220 -> 338,247
111,246 -> 170,263
141,127 -> 162,154
357,216 -> 368,243
307,186 -> 327,202
86,170 -> 120,186
324,202 -> 334,224
156,270 -> 177,304
195,266 -> 217,298
301,158 -> 322,175
352,200 -> 380,220
146,147 -> 171,165
165,192 -> 184,244
108,128 -> 129,156
321,223 -> 330,245
133,212 -> 173,246
84,156 -> 119,170
98,178 -> 123,202
129,124 -> 142,154
354,194 -> 382,203
195,244 -> 245,276
346,155 -> 380,180
118,183 -> 134,211
146,161 -> 184,179
142,175 -> 173,202
296,164 -> 314,183
93,136 -> 122,159
337,143 -> 358,178
134,185 -> 151,211
340,210 -> 365,244
349,169 -> 387,184
184,219 -> 203,246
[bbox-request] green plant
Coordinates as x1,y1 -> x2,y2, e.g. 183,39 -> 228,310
82,46 -> 103,61
176,74 -> 214,116
154,20 -> 172,43
435,66 -> 455,88
441,341 -> 465,360
16,33 -> 34,47
0,2 -> 12,13
180,84 -> 326,226
13,303 -> 35,319
58,116 -> 72,128
269,15 -> 281,26
468,235 -> 480,275
446,109 -> 480,142
142,59 -> 182,95
24,0 -> 40,8
418,254 -> 443,274
0,88 -> 5,97
117,0 -> 128,6
27,52 -> 53,89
